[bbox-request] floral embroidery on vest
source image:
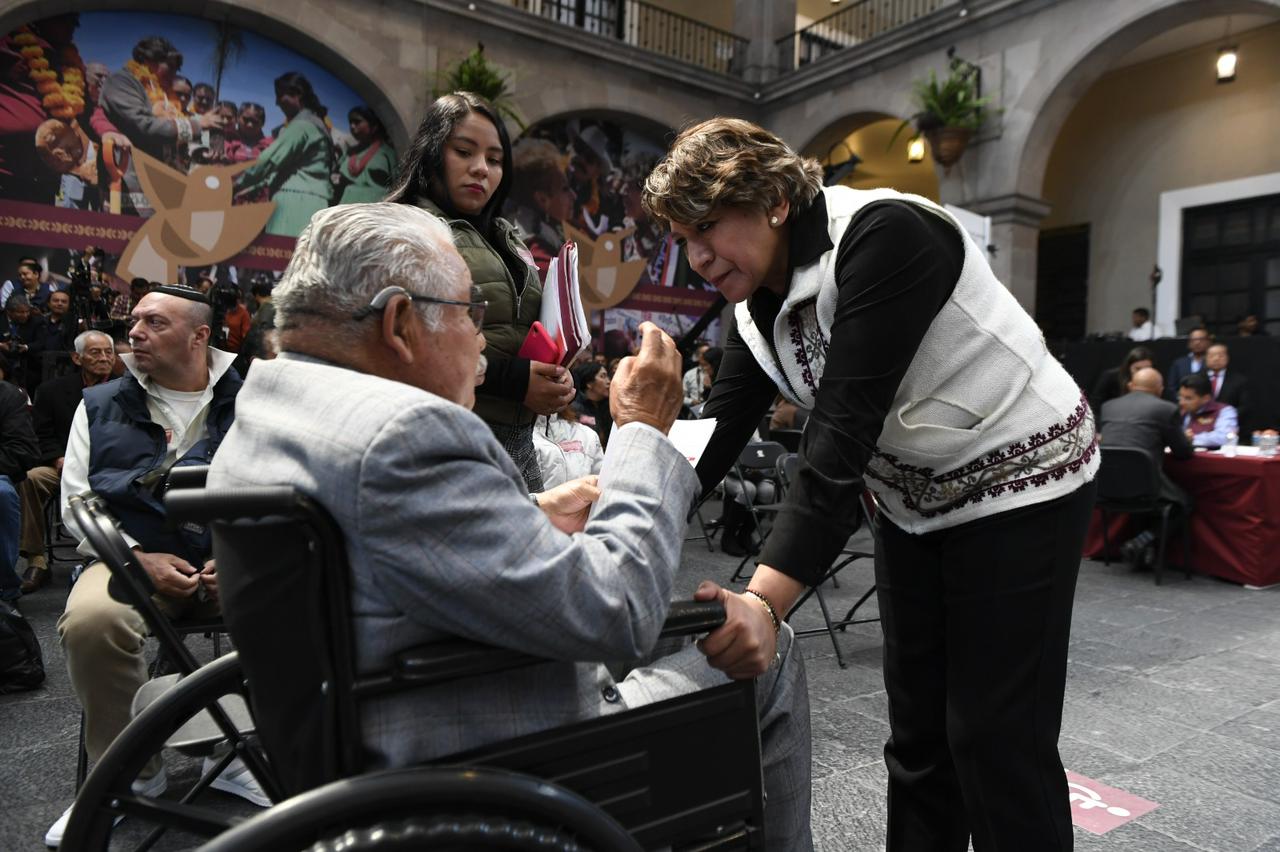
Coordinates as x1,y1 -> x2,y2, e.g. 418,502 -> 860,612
866,393 -> 1098,518
787,300 -> 826,399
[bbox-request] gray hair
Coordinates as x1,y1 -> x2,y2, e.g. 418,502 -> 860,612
5,293 -> 30,311
74,330 -> 114,355
274,203 -> 466,337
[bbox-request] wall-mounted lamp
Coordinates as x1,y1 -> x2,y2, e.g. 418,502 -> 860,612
907,137 -> 926,163
1217,47 -> 1237,83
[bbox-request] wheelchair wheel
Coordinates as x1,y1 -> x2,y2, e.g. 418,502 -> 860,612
198,766 -> 643,852
62,652 -> 282,851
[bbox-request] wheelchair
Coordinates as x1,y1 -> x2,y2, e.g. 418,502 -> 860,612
63,473 -> 768,850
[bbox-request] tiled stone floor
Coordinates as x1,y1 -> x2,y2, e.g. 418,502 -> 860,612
3,518 -> 1278,850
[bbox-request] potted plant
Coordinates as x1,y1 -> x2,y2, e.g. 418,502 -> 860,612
433,43 -> 524,131
890,59 -> 993,169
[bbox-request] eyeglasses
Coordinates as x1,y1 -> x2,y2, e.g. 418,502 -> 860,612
352,285 -> 487,330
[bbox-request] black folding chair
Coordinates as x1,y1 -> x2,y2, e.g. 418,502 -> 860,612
163,485 -> 767,850
786,490 -> 882,668
61,495 -> 282,852
1096,446 -> 1191,585
728,441 -> 789,582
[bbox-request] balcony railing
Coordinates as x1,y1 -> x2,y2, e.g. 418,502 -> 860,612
777,0 -> 948,71
509,0 -> 750,78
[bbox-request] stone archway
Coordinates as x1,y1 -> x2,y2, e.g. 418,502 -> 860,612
949,0 -> 1280,312
1014,0 -> 1280,204
799,111 -> 940,202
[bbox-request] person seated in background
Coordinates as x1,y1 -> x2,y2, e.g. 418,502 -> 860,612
1090,346 -> 1154,415
17,331 -> 116,594
1178,372 -> 1238,450
43,291 -> 76,353
571,361 -> 614,449
533,403 -> 604,490
13,260 -> 57,313
0,294 -> 49,392
508,138 -> 574,278
682,341 -> 710,408
1166,326 -> 1209,401
1127,307 -> 1155,341
769,396 -> 810,433
1099,366 -> 1193,568
1204,342 -> 1251,436
206,203 -> 812,849
1237,314 -> 1267,337
46,287 -> 265,847
0,377 -> 39,604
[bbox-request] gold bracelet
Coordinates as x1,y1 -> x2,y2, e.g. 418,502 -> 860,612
744,589 -> 780,636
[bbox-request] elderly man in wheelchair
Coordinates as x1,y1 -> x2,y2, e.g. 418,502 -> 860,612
67,202 -> 812,851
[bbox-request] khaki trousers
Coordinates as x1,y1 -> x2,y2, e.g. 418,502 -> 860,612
18,465 -> 59,565
57,561 -> 219,776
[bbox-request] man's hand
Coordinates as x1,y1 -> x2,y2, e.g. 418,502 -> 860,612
198,111 -> 226,131
525,361 -> 575,416
610,322 -> 682,434
536,474 -> 601,534
132,549 -> 199,598
199,559 -> 218,604
54,456 -> 64,473
693,580 -> 778,680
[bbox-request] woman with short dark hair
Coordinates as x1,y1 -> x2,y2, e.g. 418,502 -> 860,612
646,117 -> 1098,850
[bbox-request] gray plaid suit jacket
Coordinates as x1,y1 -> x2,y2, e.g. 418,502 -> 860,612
208,352 -> 701,767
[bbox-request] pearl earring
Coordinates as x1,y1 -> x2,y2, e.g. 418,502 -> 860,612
770,216 -> 779,226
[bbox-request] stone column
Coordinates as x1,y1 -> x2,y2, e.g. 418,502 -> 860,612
963,194 -> 1051,316
734,0 -> 797,84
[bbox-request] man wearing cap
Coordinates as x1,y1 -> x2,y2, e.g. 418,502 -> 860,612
45,286 -> 264,848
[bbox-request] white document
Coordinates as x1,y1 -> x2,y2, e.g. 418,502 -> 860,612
606,418 -> 717,469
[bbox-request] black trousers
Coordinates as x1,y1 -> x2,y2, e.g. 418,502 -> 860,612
875,481 -> 1096,852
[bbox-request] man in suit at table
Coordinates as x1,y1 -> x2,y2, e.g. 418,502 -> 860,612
1100,367 -> 1193,510
1178,372 -> 1238,449
206,203 -> 812,851
1204,342 -> 1252,436
1165,326 -> 1210,401
1100,367 -> 1194,569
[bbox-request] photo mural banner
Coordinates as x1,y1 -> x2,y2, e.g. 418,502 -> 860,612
506,115 -> 721,355
0,11 -> 394,288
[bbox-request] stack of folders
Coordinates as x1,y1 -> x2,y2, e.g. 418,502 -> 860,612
517,241 -> 591,368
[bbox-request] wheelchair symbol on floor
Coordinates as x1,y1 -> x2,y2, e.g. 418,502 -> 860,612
1068,781 -> 1131,817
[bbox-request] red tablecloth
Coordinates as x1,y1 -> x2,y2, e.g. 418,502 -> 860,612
1083,451 -> 1280,587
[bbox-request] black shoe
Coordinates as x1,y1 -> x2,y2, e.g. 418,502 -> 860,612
719,531 -> 749,557
20,565 -> 50,594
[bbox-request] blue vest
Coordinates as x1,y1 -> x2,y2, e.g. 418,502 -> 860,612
83,367 -> 241,563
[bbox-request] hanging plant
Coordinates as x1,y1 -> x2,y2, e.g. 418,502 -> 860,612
889,59 -> 995,168
432,43 -> 525,131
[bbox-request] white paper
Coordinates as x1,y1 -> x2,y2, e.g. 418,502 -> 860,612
668,418 -> 718,468
606,418 -> 717,468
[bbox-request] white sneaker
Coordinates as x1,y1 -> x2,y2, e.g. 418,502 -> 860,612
44,770 -> 167,847
205,756 -> 271,807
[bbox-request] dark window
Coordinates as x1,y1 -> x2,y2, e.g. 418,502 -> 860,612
1037,224 -> 1089,341
1181,194 -> 1280,338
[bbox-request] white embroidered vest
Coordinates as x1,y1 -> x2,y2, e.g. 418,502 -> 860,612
736,186 -> 1098,533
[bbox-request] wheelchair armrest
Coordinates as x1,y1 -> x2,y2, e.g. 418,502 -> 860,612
389,601 -> 726,688
658,600 -> 725,637
166,465 -> 210,491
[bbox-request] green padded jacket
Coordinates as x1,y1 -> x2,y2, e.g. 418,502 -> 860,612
414,197 -> 543,427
